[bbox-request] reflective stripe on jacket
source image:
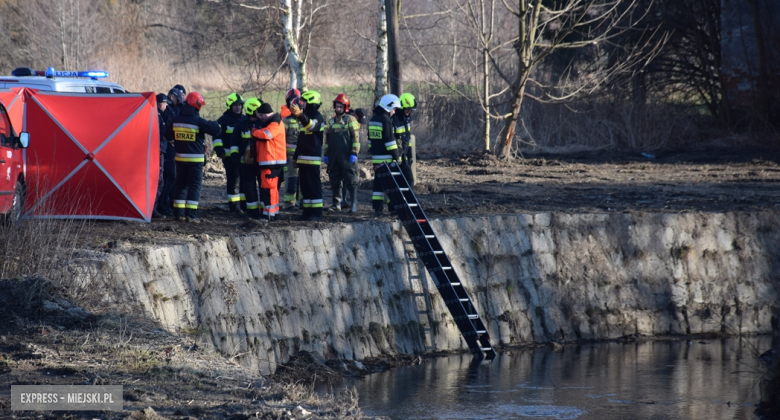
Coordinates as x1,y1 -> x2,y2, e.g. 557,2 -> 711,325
165,104 -> 221,163
216,110 -> 246,157
253,115 -> 287,167
292,106 -> 325,166
325,114 -> 360,157
368,106 -> 399,164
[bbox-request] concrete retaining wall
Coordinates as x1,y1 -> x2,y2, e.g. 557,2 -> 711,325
79,212 -> 780,375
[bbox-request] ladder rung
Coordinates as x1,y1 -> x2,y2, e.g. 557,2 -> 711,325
480,347 -> 492,351
391,172 -> 401,175
476,330 -> 486,334
442,266 -> 452,270
424,235 -> 435,238
468,314 -> 479,319
449,282 -> 461,286
434,251 -> 443,254
400,188 -> 410,191
408,203 -> 418,207
459,298 -> 469,302
417,219 -> 426,223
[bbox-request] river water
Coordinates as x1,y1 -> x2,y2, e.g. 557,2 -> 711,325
328,337 -> 771,419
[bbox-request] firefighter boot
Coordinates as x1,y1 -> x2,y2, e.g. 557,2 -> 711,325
329,182 -> 342,212
348,188 -> 358,213
228,202 -> 242,214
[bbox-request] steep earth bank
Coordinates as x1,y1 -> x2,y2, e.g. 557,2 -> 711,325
74,211 -> 780,375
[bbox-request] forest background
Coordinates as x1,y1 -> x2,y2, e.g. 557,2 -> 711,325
0,0 -> 777,157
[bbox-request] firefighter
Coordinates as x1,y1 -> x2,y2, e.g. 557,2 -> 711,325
167,87 -> 185,117
394,92 -> 417,187
165,92 -> 221,223
289,90 -> 325,221
252,102 -> 287,221
369,94 -> 402,217
233,97 -> 264,220
324,93 -> 360,213
157,90 -> 180,216
280,89 -> 301,209
214,93 -> 245,213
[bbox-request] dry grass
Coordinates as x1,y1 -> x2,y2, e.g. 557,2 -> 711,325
516,100 -> 702,152
0,177 -> 122,313
97,52 -> 725,157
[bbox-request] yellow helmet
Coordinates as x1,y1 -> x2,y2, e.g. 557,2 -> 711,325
300,90 -> 322,105
244,97 -> 262,116
399,93 -> 416,110
226,93 -> 245,110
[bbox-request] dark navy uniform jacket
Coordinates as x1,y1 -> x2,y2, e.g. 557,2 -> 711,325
164,104 -> 220,164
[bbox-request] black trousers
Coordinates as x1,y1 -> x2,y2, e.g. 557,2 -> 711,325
372,168 -> 392,212
222,155 -> 241,207
153,152 -> 164,214
240,163 -> 262,218
173,162 -> 204,218
299,165 -> 323,218
158,143 -> 176,214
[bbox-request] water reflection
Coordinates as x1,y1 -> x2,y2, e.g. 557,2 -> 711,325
326,337 -> 770,419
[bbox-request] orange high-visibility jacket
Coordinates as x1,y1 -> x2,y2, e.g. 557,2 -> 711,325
252,115 -> 287,167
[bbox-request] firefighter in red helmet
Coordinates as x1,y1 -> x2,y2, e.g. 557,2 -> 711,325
324,93 -> 360,212
165,91 -> 221,223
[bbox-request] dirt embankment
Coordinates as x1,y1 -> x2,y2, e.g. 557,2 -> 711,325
0,278 -> 383,419
76,147 -> 780,246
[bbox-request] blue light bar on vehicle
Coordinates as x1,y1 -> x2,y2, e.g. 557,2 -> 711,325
34,67 -> 109,79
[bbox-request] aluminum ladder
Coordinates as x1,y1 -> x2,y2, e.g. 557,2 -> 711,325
402,239 -> 436,353
376,162 -> 496,360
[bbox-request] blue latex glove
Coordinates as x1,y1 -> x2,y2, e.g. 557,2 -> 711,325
349,154 -> 357,164
324,156 -> 329,165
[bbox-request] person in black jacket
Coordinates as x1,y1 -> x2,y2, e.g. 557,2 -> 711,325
369,94 -> 402,217
393,92 -> 417,187
167,87 -> 184,116
153,93 -> 169,219
214,93 -> 246,213
232,97 -> 265,220
289,90 -> 326,221
165,92 -> 221,223
157,87 -> 184,216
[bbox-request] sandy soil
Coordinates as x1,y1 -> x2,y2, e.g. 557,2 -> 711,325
82,147 -> 780,246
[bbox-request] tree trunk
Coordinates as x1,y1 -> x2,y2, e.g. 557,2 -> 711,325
496,81 -> 526,158
747,0 -> 770,124
386,0 -> 402,95
482,47 -> 490,152
282,0 -> 305,90
496,0 -> 540,158
375,0 -> 389,106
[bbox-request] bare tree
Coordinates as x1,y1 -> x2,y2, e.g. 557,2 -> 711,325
455,0 -> 504,152
644,0 -> 729,126
495,0 -> 653,157
269,0 -> 328,90
375,0 -> 389,105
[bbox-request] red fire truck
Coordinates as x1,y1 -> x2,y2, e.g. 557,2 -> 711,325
0,99 -> 28,223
